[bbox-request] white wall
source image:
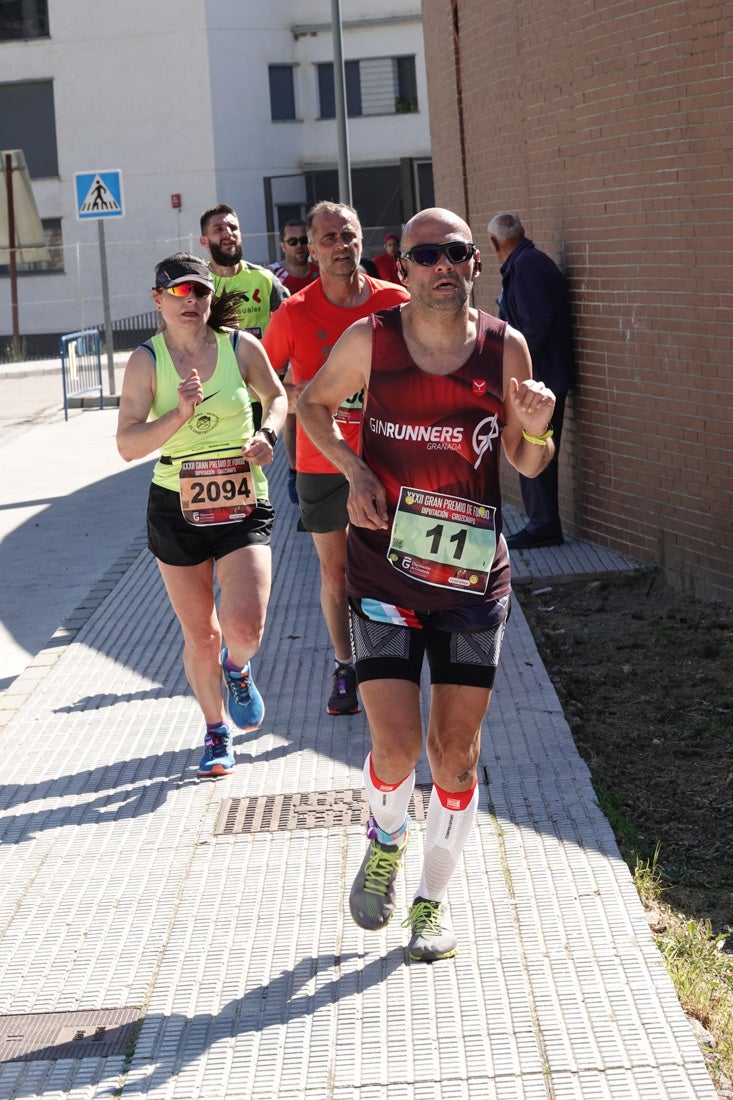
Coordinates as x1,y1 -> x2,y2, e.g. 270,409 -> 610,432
0,0 -> 429,337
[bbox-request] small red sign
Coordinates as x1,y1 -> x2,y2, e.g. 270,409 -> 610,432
170,193 -> 182,209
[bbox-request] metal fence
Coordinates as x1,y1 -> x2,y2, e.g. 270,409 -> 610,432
1,309 -> 158,365
60,329 -> 103,421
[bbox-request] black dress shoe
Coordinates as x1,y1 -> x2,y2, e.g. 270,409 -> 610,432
506,527 -> 564,550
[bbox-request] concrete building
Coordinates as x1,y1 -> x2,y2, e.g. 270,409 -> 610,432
422,0 -> 733,603
0,0 -> 432,341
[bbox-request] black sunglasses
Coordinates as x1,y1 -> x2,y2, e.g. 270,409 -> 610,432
285,235 -> 308,246
401,241 -> 477,267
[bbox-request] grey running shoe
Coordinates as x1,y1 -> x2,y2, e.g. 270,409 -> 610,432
327,662 -> 360,716
403,897 -> 457,962
349,832 -> 408,930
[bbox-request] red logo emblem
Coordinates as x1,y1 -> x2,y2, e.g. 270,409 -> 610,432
253,289 -> 262,304
473,380 -> 487,396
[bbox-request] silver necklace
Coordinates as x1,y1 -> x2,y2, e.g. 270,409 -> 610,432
165,335 -> 215,365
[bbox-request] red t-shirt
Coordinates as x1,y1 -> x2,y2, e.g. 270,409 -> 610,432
263,275 -> 409,474
373,252 -> 400,284
269,261 -> 320,294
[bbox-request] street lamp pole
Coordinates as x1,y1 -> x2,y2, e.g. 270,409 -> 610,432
330,0 -> 352,205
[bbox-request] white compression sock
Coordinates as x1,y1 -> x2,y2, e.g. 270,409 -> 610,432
417,782 -> 479,902
363,753 -> 414,841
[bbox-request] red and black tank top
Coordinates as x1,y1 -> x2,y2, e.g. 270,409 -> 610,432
346,306 -> 511,611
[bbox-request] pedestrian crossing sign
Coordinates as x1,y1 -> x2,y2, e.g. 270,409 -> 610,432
74,170 -> 124,220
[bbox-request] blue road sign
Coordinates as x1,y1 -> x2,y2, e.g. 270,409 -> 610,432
75,170 -> 124,220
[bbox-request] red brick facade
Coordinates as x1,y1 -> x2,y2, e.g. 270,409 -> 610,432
422,0 -> 733,602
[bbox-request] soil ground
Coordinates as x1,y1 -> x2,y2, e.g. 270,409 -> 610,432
515,569 -> 733,935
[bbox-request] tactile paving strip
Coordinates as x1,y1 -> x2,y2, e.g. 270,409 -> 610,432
0,1008 -> 142,1062
214,783 -> 432,835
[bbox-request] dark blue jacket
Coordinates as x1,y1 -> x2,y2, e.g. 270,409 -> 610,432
498,237 -> 575,393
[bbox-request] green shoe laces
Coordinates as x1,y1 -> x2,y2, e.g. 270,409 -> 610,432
363,843 -> 404,897
404,899 -> 445,936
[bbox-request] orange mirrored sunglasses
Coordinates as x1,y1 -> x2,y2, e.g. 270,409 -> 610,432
162,282 -> 212,299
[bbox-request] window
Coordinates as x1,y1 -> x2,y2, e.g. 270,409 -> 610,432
0,0 -> 48,40
0,80 -> 58,177
0,218 -> 64,276
268,64 -> 296,122
317,61 -> 361,119
396,56 -> 418,114
317,56 -> 418,119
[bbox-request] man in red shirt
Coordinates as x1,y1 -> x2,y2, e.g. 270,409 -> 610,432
268,220 -> 320,495
263,201 -> 409,717
269,220 -> 320,294
372,232 -> 401,283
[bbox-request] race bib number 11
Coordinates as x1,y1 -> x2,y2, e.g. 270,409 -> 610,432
387,486 -> 496,594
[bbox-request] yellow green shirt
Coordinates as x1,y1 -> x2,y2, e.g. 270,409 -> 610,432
148,330 -> 268,499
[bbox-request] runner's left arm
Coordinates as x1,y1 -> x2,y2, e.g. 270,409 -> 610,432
501,325 -> 556,477
237,332 -> 287,468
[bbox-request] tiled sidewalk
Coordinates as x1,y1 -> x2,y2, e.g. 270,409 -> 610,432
0,451 -> 717,1098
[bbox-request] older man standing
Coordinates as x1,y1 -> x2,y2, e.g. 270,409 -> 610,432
487,212 -> 574,549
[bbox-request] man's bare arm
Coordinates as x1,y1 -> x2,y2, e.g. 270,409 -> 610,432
500,326 -> 556,476
297,319 -> 389,530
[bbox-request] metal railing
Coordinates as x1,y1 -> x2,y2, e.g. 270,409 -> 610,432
60,329 -> 103,421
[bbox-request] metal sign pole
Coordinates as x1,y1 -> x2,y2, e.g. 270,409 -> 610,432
4,152 -> 20,350
97,219 -> 116,395
331,0 -> 352,206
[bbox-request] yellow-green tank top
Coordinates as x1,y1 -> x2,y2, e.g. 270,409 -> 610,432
148,330 -> 268,499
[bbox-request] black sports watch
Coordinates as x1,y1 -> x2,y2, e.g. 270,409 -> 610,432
261,427 -> 278,447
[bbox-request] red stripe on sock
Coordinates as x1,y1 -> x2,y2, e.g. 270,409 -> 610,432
369,755 -> 411,794
433,781 -> 477,812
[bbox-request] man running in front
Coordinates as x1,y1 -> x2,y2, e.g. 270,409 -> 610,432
297,207 -> 556,961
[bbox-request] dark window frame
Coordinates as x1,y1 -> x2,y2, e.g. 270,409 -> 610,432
0,79 -> 59,177
317,60 -> 362,119
0,0 -> 49,41
268,63 -> 297,122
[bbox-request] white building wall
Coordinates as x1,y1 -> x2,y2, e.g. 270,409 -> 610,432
0,0 -> 430,338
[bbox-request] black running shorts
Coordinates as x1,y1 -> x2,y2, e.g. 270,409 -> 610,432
349,596 -> 510,689
296,472 -> 349,533
146,482 -> 274,567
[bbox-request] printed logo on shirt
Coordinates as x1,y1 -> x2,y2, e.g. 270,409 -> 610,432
190,412 -> 221,435
368,418 -> 464,449
472,379 -> 487,396
472,414 -> 500,469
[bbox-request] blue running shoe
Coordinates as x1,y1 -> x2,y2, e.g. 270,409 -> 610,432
221,647 -> 265,731
197,724 -> 235,778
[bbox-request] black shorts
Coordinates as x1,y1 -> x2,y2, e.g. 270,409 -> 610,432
349,595 -> 510,689
296,472 -> 349,533
147,482 -> 274,567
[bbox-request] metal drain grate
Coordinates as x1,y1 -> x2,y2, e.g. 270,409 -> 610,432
215,783 -> 433,835
0,1008 -> 142,1063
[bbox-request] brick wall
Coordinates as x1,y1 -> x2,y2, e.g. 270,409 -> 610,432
422,0 -> 733,602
